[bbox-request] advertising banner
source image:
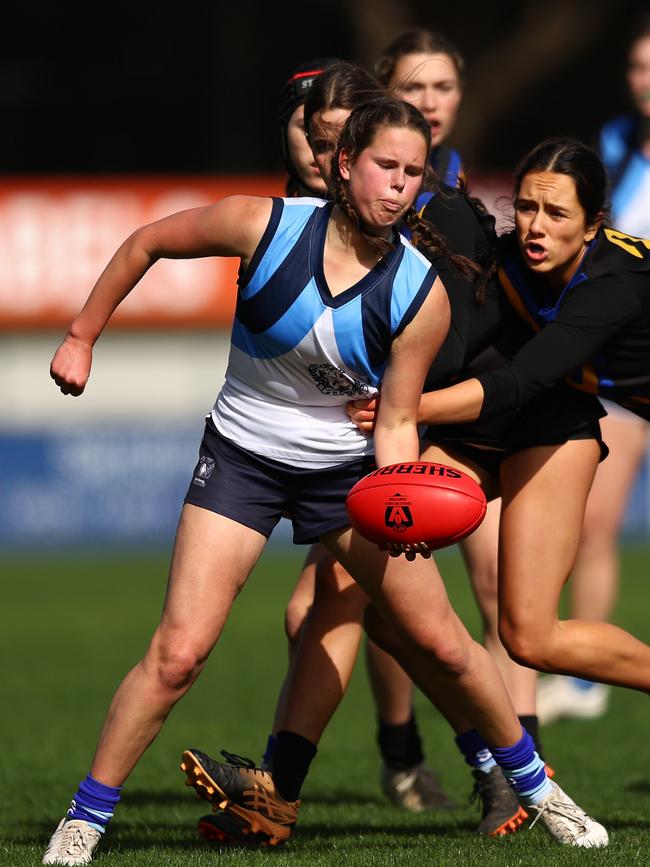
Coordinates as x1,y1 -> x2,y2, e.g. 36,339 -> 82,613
0,176 -> 284,329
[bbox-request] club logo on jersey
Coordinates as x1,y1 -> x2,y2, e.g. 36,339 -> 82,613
384,492 -> 414,533
308,363 -> 370,397
192,456 -> 215,487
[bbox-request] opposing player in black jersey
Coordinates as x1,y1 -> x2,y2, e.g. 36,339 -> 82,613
355,137 -> 650,709
538,14 -> 650,725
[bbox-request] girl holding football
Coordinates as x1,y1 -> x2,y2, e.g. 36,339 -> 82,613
43,99 -> 602,866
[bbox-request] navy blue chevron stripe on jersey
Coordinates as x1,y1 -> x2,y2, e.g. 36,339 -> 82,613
239,198 -> 326,301
231,198 -> 436,379
236,211 -> 318,333
232,277 -> 324,360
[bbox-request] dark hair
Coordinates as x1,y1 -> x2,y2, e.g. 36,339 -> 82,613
278,58 -> 339,195
513,137 -> 609,225
303,62 -> 384,139
330,97 -> 481,287
375,28 -> 465,87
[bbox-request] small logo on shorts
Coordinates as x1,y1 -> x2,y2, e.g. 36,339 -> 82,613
192,456 -> 215,487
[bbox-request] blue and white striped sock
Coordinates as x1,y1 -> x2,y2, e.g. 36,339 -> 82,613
491,728 -> 552,806
455,729 -> 497,773
67,773 -> 122,833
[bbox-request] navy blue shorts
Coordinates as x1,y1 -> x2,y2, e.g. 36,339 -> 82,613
184,418 -> 376,544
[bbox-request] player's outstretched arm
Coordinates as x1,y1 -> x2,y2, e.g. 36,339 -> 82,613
49,195 -> 273,396
417,376 -> 485,425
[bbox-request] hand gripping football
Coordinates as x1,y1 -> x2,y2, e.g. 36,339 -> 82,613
346,461 -> 486,549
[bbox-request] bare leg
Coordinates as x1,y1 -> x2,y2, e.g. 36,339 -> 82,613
279,555 -> 368,743
461,500 -> 537,715
270,543 -> 326,735
365,641 -> 414,725
571,414 -> 647,620
498,441 -> 650,691
421,443 -> 538,715
322,528 -> 522,748
91,505 -> 267,785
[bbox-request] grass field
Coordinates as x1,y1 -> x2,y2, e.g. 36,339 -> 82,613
2,543 -> 650,866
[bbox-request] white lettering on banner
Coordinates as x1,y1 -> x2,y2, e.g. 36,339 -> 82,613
0,188 -> 227,318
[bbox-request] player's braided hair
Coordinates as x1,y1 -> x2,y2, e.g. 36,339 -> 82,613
330,97 -> 485,281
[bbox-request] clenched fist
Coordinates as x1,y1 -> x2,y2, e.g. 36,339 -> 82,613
50,333 -> 93,396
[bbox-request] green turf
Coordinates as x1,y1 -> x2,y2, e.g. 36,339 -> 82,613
2,544 -> 650,865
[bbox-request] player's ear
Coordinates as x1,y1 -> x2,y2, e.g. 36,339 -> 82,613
339,148 -> 351,181
585,211 -> 604,242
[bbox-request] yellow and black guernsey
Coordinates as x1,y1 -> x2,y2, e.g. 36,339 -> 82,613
477,228 -> 650,420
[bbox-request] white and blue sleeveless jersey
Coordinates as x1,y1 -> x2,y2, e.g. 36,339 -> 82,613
599,115 -> 650,237
213,197 -> 438,467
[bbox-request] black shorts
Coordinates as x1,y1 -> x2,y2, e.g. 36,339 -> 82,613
423,384 -> 608,479
184,418 -> 376,544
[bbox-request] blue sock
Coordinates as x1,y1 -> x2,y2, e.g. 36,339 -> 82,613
570,677 -> 597,691
455,729 -> 497,773
262,733 -> 276,767
67,774 -> 122,833
491,728 -> 552,806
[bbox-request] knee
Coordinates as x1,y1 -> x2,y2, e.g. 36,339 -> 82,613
498,615 -> 553,671
401,621 -> 472,680
148,636 -> 207,693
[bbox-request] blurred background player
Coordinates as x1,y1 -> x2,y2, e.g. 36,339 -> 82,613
375,27 -> 464,188
537,11 -> 650,725
278,58 -> 339,198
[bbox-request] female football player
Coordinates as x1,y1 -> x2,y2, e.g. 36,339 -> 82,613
375,27 -> 464,188
277,57 -> 339,197
353,136 -> 650,706
538,11 -> 650,725
42,99 -> 603,866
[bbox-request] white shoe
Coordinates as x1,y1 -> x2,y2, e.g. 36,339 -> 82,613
528,781 -> 608,848
537,675 -> 610,725
42,818 -> 102,865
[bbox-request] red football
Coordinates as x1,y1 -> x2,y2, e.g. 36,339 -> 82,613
346,461 -> 486,549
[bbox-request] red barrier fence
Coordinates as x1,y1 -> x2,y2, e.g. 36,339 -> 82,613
0,176 -> 284,329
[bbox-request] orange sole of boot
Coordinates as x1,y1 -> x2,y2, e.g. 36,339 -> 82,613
487,805 -> 529,837
180,750 -> 291,846
198,817 -> 272,847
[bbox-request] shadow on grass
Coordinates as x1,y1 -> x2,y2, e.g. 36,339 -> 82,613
19,815 -> 483,853
625,780 -> 650,795
121,789 -> 192,807
302,791 -> 385,807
